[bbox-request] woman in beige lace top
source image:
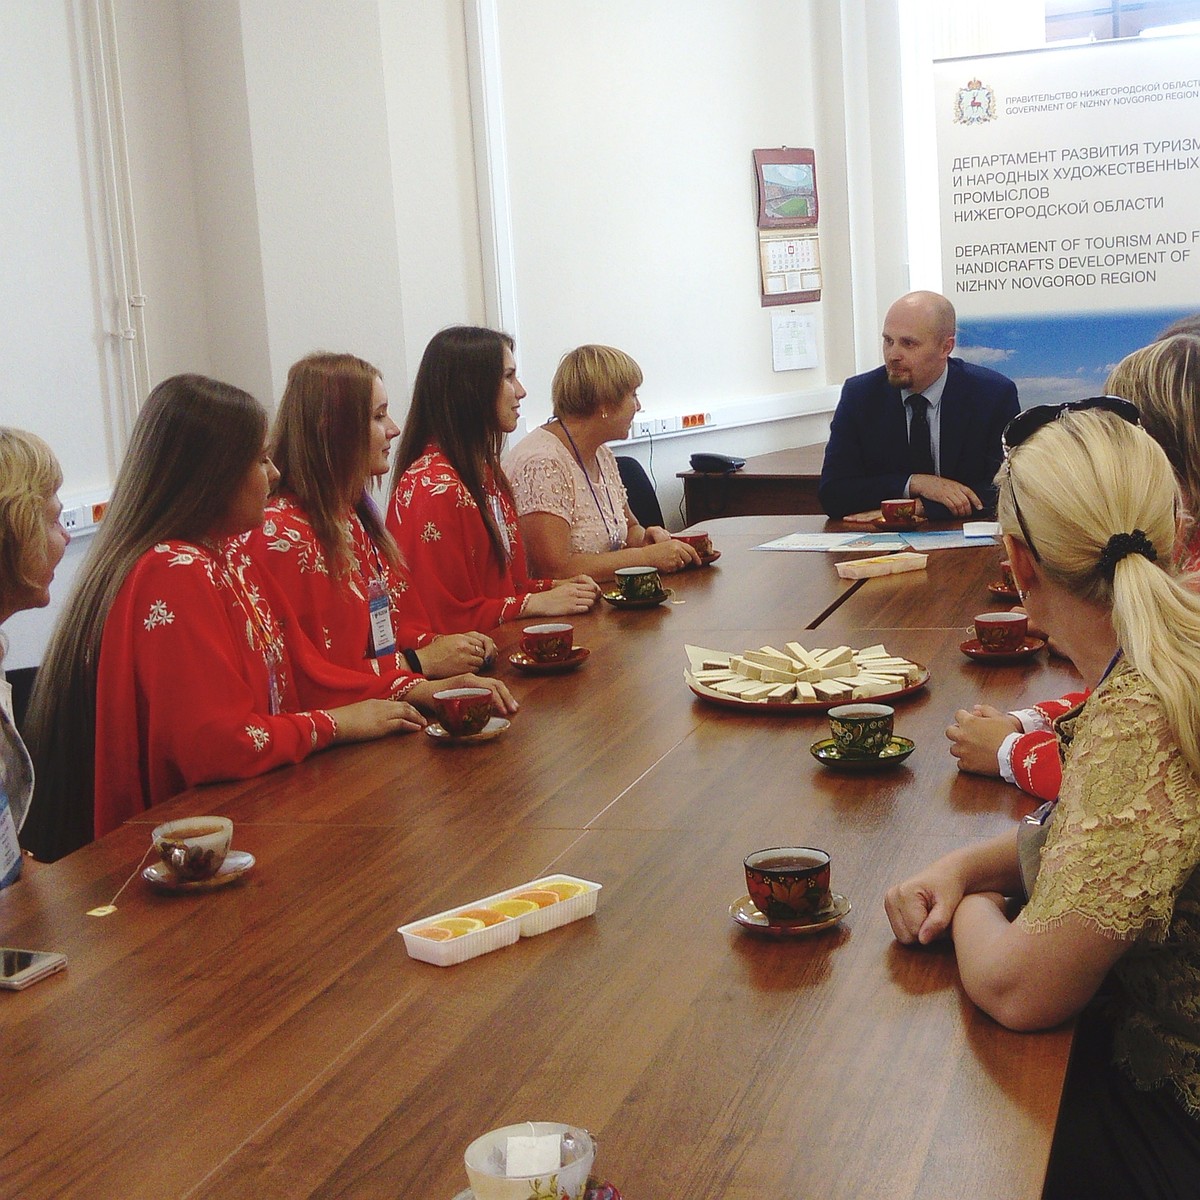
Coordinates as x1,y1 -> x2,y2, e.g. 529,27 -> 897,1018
505,345 -> 701,579
886,403 -> 1200,1196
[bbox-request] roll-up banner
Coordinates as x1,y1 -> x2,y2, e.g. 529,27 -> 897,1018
934,35 -> 1200,406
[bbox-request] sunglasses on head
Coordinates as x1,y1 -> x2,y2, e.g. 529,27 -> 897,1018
1001,396 -> 1142,562
1002,395 -> 1141,457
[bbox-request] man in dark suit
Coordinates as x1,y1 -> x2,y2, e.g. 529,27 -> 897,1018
819,291 -> 1019,520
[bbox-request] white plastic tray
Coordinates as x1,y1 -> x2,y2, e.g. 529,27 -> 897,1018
399,873 -> 602,967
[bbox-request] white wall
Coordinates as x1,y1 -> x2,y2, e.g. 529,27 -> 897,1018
493,0 -> 834,427
379,1 -> 489,371
1,0 -> 122,492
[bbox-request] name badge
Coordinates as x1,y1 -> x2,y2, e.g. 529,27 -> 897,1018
367,578 -> 396,657
0,784 -> 22,889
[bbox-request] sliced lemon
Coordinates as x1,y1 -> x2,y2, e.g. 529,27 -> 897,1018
430,916 -> 486,937
455,907 -> 510,926
489,898 -> 539,917
535,880 -> 586,900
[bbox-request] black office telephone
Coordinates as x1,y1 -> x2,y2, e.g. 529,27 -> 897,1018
689,453 -> 745,474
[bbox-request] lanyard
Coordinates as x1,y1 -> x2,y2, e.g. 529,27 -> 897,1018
205,541 -> 286,714
555,421 -> 623,551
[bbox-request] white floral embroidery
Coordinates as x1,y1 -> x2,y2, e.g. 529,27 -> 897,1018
143,600 -> 175,631
421,521 -> 441,542
246,723 -> 270,751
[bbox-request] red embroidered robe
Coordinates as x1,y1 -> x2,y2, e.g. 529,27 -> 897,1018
93,539 -> 409,836
246,493 -> 436,673
386,446 -> 552,631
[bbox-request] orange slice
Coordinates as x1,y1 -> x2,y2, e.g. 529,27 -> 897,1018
412,925 -> 454,941
488,898 -> 539,917
535,881 -> 586,900
512,889 -> 560,908
455,907 -> 510,926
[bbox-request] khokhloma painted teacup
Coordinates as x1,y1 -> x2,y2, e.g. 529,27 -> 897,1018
464,1121 -> 595,1200
744,846 -> 833,923
974,610 -> 1028,653
614,565 -> 662,600
152,816 -> 233,881
521,623 -> 574,663
434,687 -> 494,736
828,703 -> 894,758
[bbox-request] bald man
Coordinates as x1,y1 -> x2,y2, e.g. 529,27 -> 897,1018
819,291 -> 1019,520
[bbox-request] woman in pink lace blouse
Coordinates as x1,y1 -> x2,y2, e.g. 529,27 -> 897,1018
505,345 -> 701,579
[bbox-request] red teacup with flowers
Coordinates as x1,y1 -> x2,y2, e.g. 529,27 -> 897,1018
744,846 -> 832,923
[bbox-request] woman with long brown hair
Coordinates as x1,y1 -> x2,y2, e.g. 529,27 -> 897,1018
23,375 -> 428,861
387,327 -> 598,630
247,352 -> 506,679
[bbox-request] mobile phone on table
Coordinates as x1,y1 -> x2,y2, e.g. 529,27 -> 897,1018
0,948 -> 67,990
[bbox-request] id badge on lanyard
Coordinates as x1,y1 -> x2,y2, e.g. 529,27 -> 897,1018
367,577 -> 396,657
0,784 -> 22,889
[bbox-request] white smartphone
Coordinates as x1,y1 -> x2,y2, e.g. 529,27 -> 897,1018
0,947 -> 67,991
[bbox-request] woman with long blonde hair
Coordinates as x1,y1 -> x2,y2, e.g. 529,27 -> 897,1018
887,403 -> 1200,1195
948,333 -> 1200,800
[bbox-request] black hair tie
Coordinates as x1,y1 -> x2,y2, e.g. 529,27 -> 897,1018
1097,529 -> 1157,581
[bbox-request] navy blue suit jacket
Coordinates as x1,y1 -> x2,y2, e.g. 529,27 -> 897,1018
818,357 -> 1019,519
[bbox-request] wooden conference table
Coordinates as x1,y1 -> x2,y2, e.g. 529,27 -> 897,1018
677,444 -> 827,523
1,516 -> 1084,1200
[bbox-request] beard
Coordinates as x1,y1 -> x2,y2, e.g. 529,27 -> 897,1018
886,367 -> 913,388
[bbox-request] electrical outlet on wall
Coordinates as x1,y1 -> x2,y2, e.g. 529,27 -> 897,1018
61,506 -> 90,532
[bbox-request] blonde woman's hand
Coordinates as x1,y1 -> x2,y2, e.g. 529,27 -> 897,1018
642,538 -> 702,572
329,699 -> 426,742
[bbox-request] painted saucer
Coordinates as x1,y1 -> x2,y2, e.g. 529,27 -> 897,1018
601,588 -> 671,609
143,849 -> 256,893
810,735 -> 915,771
873,516 -> 926,532
684,550 -> 722,569
425,716 -> 511,744
729,893 -> 851,937
987,581 -> 1021,602
508,646 -> 590,674
960,636 -> 1047,664
452,1187 -> 622,1200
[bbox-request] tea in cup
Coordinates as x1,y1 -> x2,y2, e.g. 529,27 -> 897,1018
521,623 -> 574,663
434,686 -> 494,736
827,703 -> 895,758
152,816 -> 233,882
614,565 -> 662,600
464,1122 -> 595,1200
881,498 -> 918,526
676,531 -> 713,557
744,846 -> 832,923
974,610 -> 1028,653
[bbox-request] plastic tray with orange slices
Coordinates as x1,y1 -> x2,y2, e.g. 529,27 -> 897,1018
398,873 -> 602,967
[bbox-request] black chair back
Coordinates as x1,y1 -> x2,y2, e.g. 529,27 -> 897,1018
615,456 -> 664,529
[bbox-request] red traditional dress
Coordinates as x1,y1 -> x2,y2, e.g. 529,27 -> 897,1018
245,493 -> 436,675
93,538 -> 415,837
999,525 -> 1200,801
386,445 -> 553,631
